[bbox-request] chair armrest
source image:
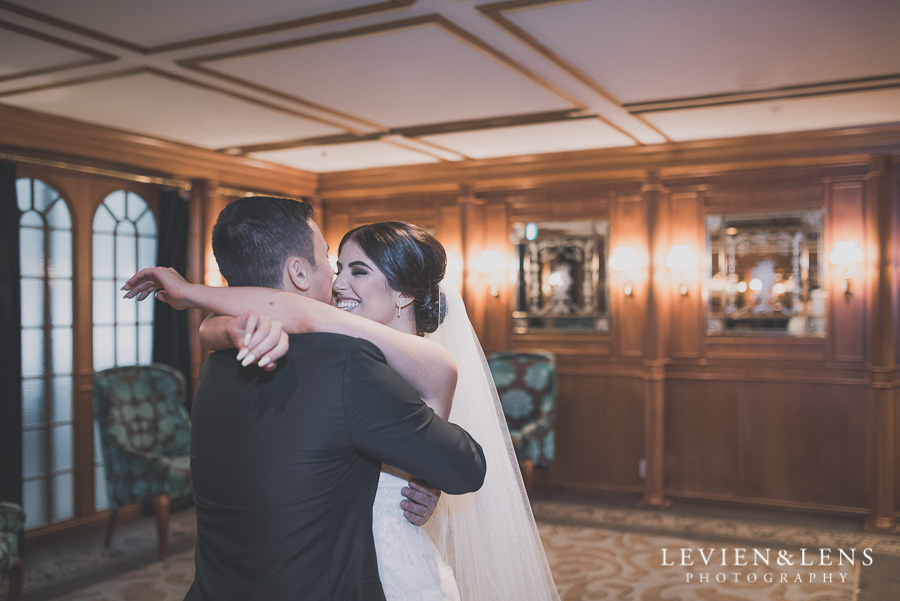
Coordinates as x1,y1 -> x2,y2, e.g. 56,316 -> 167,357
0,502 -> 24,533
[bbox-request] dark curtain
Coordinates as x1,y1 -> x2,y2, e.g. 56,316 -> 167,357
0,161 -> 22,506
152,189 -> 193,411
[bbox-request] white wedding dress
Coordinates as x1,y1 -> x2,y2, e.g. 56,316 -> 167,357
372,283 -> 560,601
372,466 -> 460,601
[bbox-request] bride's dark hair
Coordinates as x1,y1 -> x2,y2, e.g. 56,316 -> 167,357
339,222 -> 447,335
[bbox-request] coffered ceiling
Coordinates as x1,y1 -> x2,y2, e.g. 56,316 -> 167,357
1,0 -> 899,173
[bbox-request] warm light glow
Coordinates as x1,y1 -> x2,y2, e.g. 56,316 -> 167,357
475,250 -> 507,297
609,246 -> 646,272
475,250 -> 506,275
445,251 -> 464,290
772,282 -> 787,295
749,279 -> 763,292
205,253 -> 226,287
525,222 -> 538,241
665,245 -> 699,271
736,281 -> 748,293
829,241 -> 864,265
547,271 -> 564,287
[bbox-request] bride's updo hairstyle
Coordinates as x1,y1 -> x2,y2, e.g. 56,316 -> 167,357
339,222 -> 447,336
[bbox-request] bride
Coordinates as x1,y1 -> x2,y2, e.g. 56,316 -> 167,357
124,221 -> 559,601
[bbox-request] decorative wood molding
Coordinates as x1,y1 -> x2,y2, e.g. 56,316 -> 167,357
0,19 -> 117,84
0,66 -> 353,135
0,0 -> 416,55
0,103 -> 317,196
180,14 -> 587,130
626,73 -> 900,113
317,124 -> 900,199
477,0 -> 665,143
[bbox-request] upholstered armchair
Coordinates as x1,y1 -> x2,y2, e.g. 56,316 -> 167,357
93,364 -> 192,559
0,501 -> 24,601
487,351 -> 557,494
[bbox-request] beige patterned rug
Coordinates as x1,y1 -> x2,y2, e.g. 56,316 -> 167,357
44,521 -> 862,601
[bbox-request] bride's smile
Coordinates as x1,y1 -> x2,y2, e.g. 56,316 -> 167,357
333,239 -> 411,329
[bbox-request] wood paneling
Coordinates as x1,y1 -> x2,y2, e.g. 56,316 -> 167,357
665,192 -> 703,358
829,181 -> 867,363
548,372 -> 645,493
666,378 -> 868,509
610,195 -> 646,358
0,103 -> 316,198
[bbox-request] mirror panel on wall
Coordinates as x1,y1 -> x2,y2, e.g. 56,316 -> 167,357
511,219 -> 609,333
705,209 -> 825,336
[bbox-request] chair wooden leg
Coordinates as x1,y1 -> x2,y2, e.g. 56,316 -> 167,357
521,458 -> 535,498
9,555 -> 24,601
154,493 -> 170,560
104,509 -> 118,547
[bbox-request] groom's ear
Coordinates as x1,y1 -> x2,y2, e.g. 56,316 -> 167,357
285,256 -> 312,293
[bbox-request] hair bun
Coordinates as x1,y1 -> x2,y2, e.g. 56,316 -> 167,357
415,282 -> 445,334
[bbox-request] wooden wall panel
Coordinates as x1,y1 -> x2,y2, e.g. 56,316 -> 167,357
610,195 -> 646,358
828,181 -> 867,363
666,378 -> 868,510
666,192 -> 703,358
664,380 -> 740,497
547,372 -> 645,493
738,381 -> 868,509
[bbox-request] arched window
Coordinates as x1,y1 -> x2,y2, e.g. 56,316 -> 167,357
92,190 -> 157,370
18,178 -> 74,529
91,190 -> 157,509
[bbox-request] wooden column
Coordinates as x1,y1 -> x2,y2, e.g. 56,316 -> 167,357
641,171 -> 670,508
865,156 -> 896,531
459,185 -> 486,335
187,180 -> 219,392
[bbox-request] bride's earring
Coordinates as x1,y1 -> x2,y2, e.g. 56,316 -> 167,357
396,298 -> 402,319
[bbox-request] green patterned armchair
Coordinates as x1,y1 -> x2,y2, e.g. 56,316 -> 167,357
0,502 -> 24,601
93,364 -> 192,559
487,351 -> 557,493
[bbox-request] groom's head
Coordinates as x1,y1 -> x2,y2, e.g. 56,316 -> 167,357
212,196 -> 333,303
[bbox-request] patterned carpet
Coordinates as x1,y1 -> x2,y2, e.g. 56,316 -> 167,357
33,522 -> 862,601
11,498 -> 900,600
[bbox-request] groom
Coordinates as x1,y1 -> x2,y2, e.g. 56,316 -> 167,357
183,197 -> 486,600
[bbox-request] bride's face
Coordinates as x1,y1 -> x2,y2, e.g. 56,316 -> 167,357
333,240 -> 399,327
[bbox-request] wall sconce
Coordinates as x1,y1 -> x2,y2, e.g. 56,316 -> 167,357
475,250 -> 506,297
665,245 -> 699,296
609,246 -> 646,297
828,240 -> 864,299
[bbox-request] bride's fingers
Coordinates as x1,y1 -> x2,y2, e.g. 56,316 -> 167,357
123,280 -> 156,300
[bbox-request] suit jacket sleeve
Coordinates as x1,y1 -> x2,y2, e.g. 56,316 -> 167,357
343,338 -> 487,495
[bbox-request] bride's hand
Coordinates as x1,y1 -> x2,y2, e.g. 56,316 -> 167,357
122,266 -> 195,310
231,311 -> 288,370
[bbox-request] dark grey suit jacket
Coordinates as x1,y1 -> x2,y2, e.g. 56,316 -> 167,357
184,333 -> 486,601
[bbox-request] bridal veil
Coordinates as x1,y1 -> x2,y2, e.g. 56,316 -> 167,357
425,283 -> 560,601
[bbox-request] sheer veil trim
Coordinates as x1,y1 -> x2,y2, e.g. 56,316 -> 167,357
424,281 -> 560,601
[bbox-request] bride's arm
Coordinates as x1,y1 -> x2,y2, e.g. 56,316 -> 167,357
124,267 -> 456,419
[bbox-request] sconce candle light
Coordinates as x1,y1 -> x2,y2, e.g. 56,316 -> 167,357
828,240 -> 863,299
609,245 -> 646,296
665,244 -> 699,296
475,250 -> 507,297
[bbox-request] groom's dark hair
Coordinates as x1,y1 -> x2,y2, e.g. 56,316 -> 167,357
212,196 -> 317,289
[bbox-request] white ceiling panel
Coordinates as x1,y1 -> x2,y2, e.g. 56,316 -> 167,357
643,88 -> 900,142
420,118 -> 634,159
200,21 -> 574,127
0,71 -> 345,148
505,0 -> 900,103
3,0 -> 397,49
251,140 -> 438,172
0,24 -> 103,79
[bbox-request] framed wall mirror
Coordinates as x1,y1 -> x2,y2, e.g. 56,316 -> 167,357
511,219 -> 610,333
705,209 -> 825,336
